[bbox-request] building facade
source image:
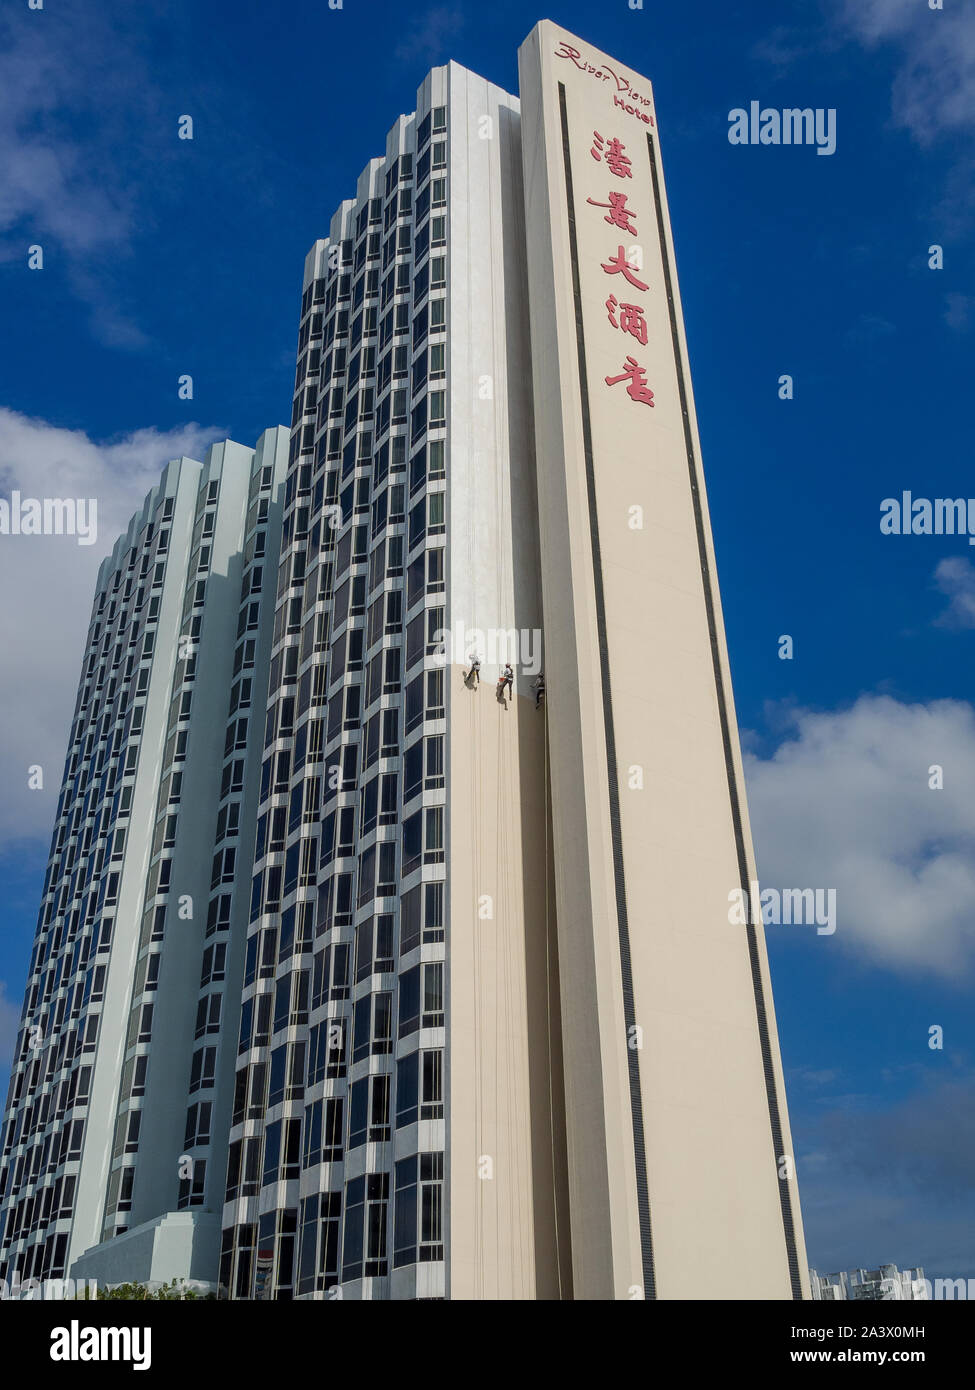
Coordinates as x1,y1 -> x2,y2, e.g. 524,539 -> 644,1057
0,430 -> 290,1288
0,22 -> 808,1300
810,1267 -> 930,1301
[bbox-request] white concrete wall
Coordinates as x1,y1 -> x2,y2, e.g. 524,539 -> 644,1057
69,458 -> 201,1270
444,61 -> 570,1299
518,19 -> 809,1300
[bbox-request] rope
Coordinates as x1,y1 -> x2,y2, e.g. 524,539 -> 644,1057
543,708 -> 563,1297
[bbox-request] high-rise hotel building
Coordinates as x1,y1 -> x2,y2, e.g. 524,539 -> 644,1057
0,22 -> 808,1299
0,429 -> 290,1287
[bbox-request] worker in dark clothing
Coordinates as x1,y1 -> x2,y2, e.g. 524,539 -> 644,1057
533,672 -> 545,709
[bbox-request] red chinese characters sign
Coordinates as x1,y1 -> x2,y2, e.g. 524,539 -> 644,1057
585,132 -> 655,409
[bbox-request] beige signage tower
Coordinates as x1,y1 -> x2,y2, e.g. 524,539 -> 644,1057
517,21 -> 808,1300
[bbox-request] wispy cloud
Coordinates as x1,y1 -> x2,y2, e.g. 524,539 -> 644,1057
0,8 -> 176,345
933,555 -> 975,629
0,16 -> 132,260
794,1066 -> 840,1090
751,22 -> 841,73
0,408 -> 224,849
753,3 -> 975,230
800,1067 -> 975,1280
745,695 -> 975,977
944,291 -> 975,333
0,981 -> 20,1071
838,0 -> 975,145
844,312 -> 896,348
394,6 -> 464,67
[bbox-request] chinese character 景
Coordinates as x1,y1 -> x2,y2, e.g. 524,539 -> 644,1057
586,191 -> 638,234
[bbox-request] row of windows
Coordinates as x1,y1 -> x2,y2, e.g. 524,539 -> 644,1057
229,1046 -> 442,1173
223,1150 -> 443,1296
98,472 -> 274,1241
237,956 -> 444,1066
239,878 -> 443,1002
223,113 -> 449,1281
103,470 -> 277,1239
1,461 -> 282,1266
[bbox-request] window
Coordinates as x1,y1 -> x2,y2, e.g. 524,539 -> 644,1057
189,1045 -> 217,1093
428,492 -> 445,533
422,962 -> 444,1028
396,1051 -> 419,1127
400,885 -> 421,955
177,1157 -> 207,1209
124,1109 -> 141,1154
425,734 -> 444,789
394,1050 -> 443,1125
137,1002 -> 153,1043
353,991 -> 393,1061
402,811 -> 422,877
421,882 -> 443,944
201,942 -> 227,986
394,1152 -> 444,1267
404,741 -> 423,803
343,1172 -> 389,1280
194,992 -> 222,1038
302,1097 -> 343,1168
355,914 -> 395,982
421,1050 -> 443,1120
132,1055 -> 148,1096
184,1101 -> 212,1150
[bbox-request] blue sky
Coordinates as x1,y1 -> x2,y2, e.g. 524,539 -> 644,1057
1,0 -> 973,1284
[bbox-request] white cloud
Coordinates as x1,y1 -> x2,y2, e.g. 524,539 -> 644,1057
944,291 -> 975,333
0,408 -> 224,849
934,556 -> 975,628
840,0 -> 917,45
745,695 -> 975,977
394,7 -> 464,66
0,14 -> 132,261
0,980 -> 20,1069
839,0 -> 975,144
0,8 -> 175,344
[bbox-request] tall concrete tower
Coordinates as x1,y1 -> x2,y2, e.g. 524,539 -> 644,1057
0,430 -> 290,1289
518,20 -> 808,1299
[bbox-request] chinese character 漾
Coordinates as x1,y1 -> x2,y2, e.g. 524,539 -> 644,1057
590,131 -> 633,178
